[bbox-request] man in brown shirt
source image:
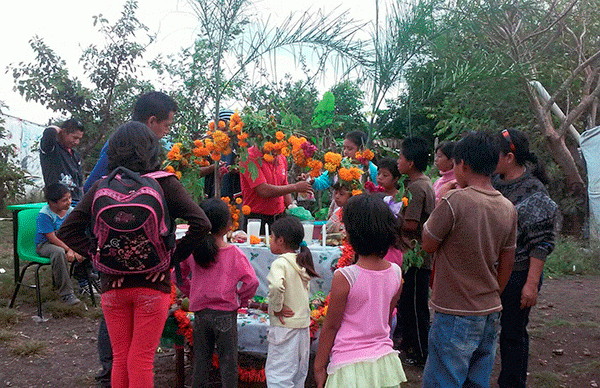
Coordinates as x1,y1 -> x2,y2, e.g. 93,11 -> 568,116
421,132 -> 516,388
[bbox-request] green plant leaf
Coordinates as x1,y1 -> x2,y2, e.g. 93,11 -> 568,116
311,91 -> 335,128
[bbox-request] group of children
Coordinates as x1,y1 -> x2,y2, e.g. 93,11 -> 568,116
33,124 -> 555,388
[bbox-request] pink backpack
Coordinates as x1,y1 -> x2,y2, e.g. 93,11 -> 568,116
91,167 -> 176,276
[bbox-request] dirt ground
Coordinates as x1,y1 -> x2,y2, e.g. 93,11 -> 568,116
1,214 -> 599,387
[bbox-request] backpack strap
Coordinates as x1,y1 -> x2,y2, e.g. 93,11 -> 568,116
144,171 -> 176,180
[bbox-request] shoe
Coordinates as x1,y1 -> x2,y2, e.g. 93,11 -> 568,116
80,287 -> 93,297
61,293 -> 81,306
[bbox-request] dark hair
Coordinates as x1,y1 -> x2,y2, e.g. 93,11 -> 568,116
401,137 -> 430,172
132,91 -> 178,123
342,194 -> 398,257
271,217 -> 319,278
107,121 -> 162,173
377,157 -> 401,178
435,141 -> 455,159
44,183 -> 70,203
61,118 -> 85,134
332,180 -> 352,192
453,132 -> 499,176
345,131 -> 368,149
498,129 -> 549,184
192,198 -> 230,268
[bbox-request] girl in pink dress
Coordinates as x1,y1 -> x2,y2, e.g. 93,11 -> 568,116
314,194 -> 407,388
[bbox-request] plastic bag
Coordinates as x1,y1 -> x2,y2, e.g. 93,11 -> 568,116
286,206 -> 314,221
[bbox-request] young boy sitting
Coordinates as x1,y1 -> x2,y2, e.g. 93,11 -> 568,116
421,132 -> 517,387
326,181 -> 352,235
35,183 -> 84,305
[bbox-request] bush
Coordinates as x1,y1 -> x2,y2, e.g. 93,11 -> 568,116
544,237 -> 600,277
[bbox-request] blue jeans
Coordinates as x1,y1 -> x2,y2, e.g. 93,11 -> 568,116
422,311 -> 500,388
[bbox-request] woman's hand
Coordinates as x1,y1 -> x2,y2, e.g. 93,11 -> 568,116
111,277 -> 125,288
146,272 -> 166,283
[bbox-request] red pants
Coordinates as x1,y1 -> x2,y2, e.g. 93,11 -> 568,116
102,287 -> 171,388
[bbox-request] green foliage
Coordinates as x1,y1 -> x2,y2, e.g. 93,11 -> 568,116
10,339 -> 47,356
311,91 -> 336,129
329,80 -> 368,135
0,108 -> 32,215
545,237 -> 600,277
0,307 -> 22,327
9,0 -> 155,170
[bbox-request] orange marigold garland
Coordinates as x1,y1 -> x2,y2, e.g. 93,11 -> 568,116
212,354 -> 266,383
170,283 -> 194,345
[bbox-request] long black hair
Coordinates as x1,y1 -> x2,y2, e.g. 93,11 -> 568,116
270,217 -> 319,278
192,198 -> 231,268
498,129 -> 549,184
343,194 -> 399,258
107,121 -> 162,174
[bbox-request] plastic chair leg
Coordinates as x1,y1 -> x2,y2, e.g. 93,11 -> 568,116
9,262 -> 46,320
8,263 -> 30,308
34,264 -> 44,319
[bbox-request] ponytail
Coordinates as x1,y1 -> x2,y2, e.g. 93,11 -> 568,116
297,245 -> 319,278
193,198 -> 232,268
527,152 -> 549,185
193,234 -> 219,268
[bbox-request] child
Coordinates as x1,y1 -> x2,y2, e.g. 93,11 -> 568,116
314,194 -> 407,388
395,137 -> 435,366
35,183 -> 83,305
433,141 -> 457,203
266,216 -> 319,388
173,198 -> 259,388
326,181 -> 352,234
494,129 -> 557,388
58,122 -> 211,388
376,157 -> 401,197
421,132 -> 517,387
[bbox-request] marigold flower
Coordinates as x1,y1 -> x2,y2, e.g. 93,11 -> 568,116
231,112 -> 241,124
402,196 -> 409,207
238,141 -> 249,148
324,152 -> 342,166
263,153 -> 275,163
276,131 -> 285,141
165,165 -> 176,173
242,205 -> 251,215
221,196 -> 231,203
350,167 -> 362,180
208,121 -> 215,130
338,168 -> 353,181
232,213 -> 239,221
352,189 -> 362,196
235,197 -> 243,204
218,120 -> 226,129
324,162 -> 337,173
194,139 -> 203,148
211,152 -> 221,161
250,235 -> 261,244
175,171 -> 182,180
263,141 -> 275,152
281,147 -> 290,157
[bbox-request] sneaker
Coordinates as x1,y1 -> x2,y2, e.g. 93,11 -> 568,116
61,293 -> 81,306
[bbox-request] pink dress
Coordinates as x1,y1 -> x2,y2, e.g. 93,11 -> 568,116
328,263 -> 403,373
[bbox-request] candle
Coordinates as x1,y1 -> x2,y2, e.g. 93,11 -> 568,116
265,223 -> 269,246
322,223 -> 327,247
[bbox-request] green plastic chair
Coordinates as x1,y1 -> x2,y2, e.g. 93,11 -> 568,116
9,208 -> 52,319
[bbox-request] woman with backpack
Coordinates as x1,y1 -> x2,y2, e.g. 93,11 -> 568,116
58,121 -> 211,388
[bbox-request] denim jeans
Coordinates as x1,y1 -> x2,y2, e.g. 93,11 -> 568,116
192,309 -> 238,388
423,311 -> 500,388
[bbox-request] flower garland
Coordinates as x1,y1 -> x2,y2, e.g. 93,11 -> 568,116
212,354 -> 266,383
170,283 -> 194,345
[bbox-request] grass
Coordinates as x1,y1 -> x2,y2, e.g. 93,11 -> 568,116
545,236 -> 600,277
0,307 -> 22,325
9,339 -> 47,356
0,328 -> 17,341
530,370 -> 563,387
545,318 -> 572,327
569,359 -> 600,375
577,321 -> 600,328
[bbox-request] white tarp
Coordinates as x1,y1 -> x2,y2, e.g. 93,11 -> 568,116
580,126 -> 600,239
1,114 -> 45,193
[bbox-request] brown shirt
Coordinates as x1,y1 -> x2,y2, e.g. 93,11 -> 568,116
402,175 -> 435,268
57,175 -> 211,294
424,186 -> 517,316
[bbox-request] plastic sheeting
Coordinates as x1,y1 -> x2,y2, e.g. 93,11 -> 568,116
580,126 -> 600,238
1,114 -> 45,192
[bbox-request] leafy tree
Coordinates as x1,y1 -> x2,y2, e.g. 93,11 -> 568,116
329,79 -> 368,135
185,0 -> 366,195
9,0 -> 155,171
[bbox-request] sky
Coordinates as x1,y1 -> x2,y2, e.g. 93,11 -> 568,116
1,0 -> 376,125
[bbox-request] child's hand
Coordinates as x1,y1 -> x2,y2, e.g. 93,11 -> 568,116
273,305 -> 295,324
314,366 -> 327,388
73,252 -> 84,263
66,249 -> 75,263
